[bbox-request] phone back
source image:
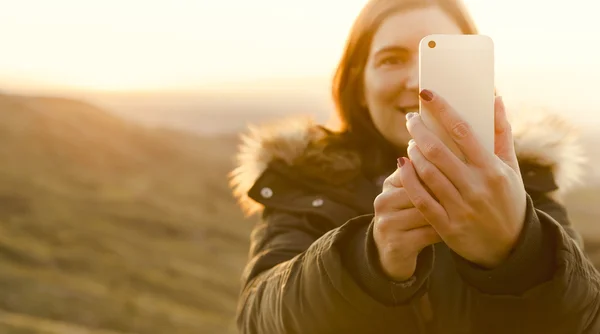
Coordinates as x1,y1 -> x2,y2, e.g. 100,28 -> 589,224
419,34 -> 495,157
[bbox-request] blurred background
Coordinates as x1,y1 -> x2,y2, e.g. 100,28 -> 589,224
0,0 -> 599,333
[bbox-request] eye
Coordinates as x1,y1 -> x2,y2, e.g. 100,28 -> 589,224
379,55 -> 407,67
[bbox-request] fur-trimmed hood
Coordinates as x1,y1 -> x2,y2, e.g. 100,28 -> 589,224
229,109 -> 587,217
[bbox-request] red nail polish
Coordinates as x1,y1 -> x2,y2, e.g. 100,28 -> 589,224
419,89 -> 433,101
397,157 -> 405,168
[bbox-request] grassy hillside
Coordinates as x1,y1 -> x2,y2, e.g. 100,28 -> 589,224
0,92 -> 599,333
0,94 -> 252,333
68,85 -> 333,135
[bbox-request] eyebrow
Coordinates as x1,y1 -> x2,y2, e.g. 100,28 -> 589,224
373,45 -> 410,57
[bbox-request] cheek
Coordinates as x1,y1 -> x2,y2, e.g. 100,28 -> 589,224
364,68 -> 407,106
363,68 -> 412,146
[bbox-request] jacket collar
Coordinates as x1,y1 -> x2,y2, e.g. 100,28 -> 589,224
229,109 -> 587,216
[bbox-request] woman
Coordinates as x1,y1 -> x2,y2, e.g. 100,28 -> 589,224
229,0 -> 600,333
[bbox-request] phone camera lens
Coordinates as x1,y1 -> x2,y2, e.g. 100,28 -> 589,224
428,40 -> 436,48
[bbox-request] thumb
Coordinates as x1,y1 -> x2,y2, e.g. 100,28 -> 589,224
494,96 -> 519,172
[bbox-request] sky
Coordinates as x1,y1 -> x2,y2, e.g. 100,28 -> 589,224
1,0 -> 599,122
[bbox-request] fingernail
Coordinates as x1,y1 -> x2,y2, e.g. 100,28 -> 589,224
397,157 -> 405,168
419,89 -> 433,102
405,112 -> 418,120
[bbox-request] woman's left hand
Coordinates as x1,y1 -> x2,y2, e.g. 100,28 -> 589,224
400,90 -> 527,269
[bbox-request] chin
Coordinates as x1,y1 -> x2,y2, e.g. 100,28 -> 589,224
382,131 -> 410,151
394,136 -> 411,150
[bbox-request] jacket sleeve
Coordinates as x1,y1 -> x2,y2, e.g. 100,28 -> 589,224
235,170 -> 434,333
451,169 -> 600,333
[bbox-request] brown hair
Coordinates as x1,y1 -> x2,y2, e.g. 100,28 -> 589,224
328,0 -> 479,177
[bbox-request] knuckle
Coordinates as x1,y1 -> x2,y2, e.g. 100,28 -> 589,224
382,177 -> 392,190
422,142 -> 442,159
456,205 -> 477,222
496,119 -> 513,135
443,220 -> 467,239
463,187 -> 486,205
373,192 -> 388,213
374,214 -> 391,234
451,121 -> 471,139
419,165 -> 437,182
390,172 -> 403,188
443,224 -> 460,239
412,195 -> 429,211
437,104 -> 448,114
384,170 -> 402,189
485,168 -> 507,186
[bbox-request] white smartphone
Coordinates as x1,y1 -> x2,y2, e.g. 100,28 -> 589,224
418,34 -> 495,159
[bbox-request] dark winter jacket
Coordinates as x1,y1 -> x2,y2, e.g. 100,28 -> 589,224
229,110 -> 599,334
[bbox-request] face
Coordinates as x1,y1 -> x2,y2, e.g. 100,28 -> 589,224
362,6 -> 463,150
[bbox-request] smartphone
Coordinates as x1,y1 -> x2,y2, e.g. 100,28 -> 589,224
418,34 -> 495,159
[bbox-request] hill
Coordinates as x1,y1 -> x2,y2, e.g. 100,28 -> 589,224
0,93 -> 251,333
0,92 -> 599,334
60,84 -> 335,135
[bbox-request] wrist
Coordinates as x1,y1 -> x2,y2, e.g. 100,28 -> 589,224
377,249 -> 418,282
480,196 -> 529,269
484,227 -> 525,269
453,194 -> 555,295
374,235 -> 418,281
340,214 -> 435,305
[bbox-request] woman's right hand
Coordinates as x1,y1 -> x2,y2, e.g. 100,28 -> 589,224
373,158 -> 442,281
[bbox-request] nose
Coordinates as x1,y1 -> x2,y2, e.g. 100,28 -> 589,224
405,57 -> 419,89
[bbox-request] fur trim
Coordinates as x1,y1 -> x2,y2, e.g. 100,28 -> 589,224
228,116 -> 327,216
508,107 -> 587,198
229,109 -> 587,216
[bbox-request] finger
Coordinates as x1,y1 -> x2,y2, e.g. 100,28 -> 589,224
399,157 -> 449,228
407,225 -> 442,252
418,89 -> 493,168
374,187 -> 414,212
382,162 -> 404,190
405,113 -> 470,192
375,207 -> 430,232
375,225 -> 441,280
407,142 -> 463,209
493,96 -> 520,172
404,226 -> 443,252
